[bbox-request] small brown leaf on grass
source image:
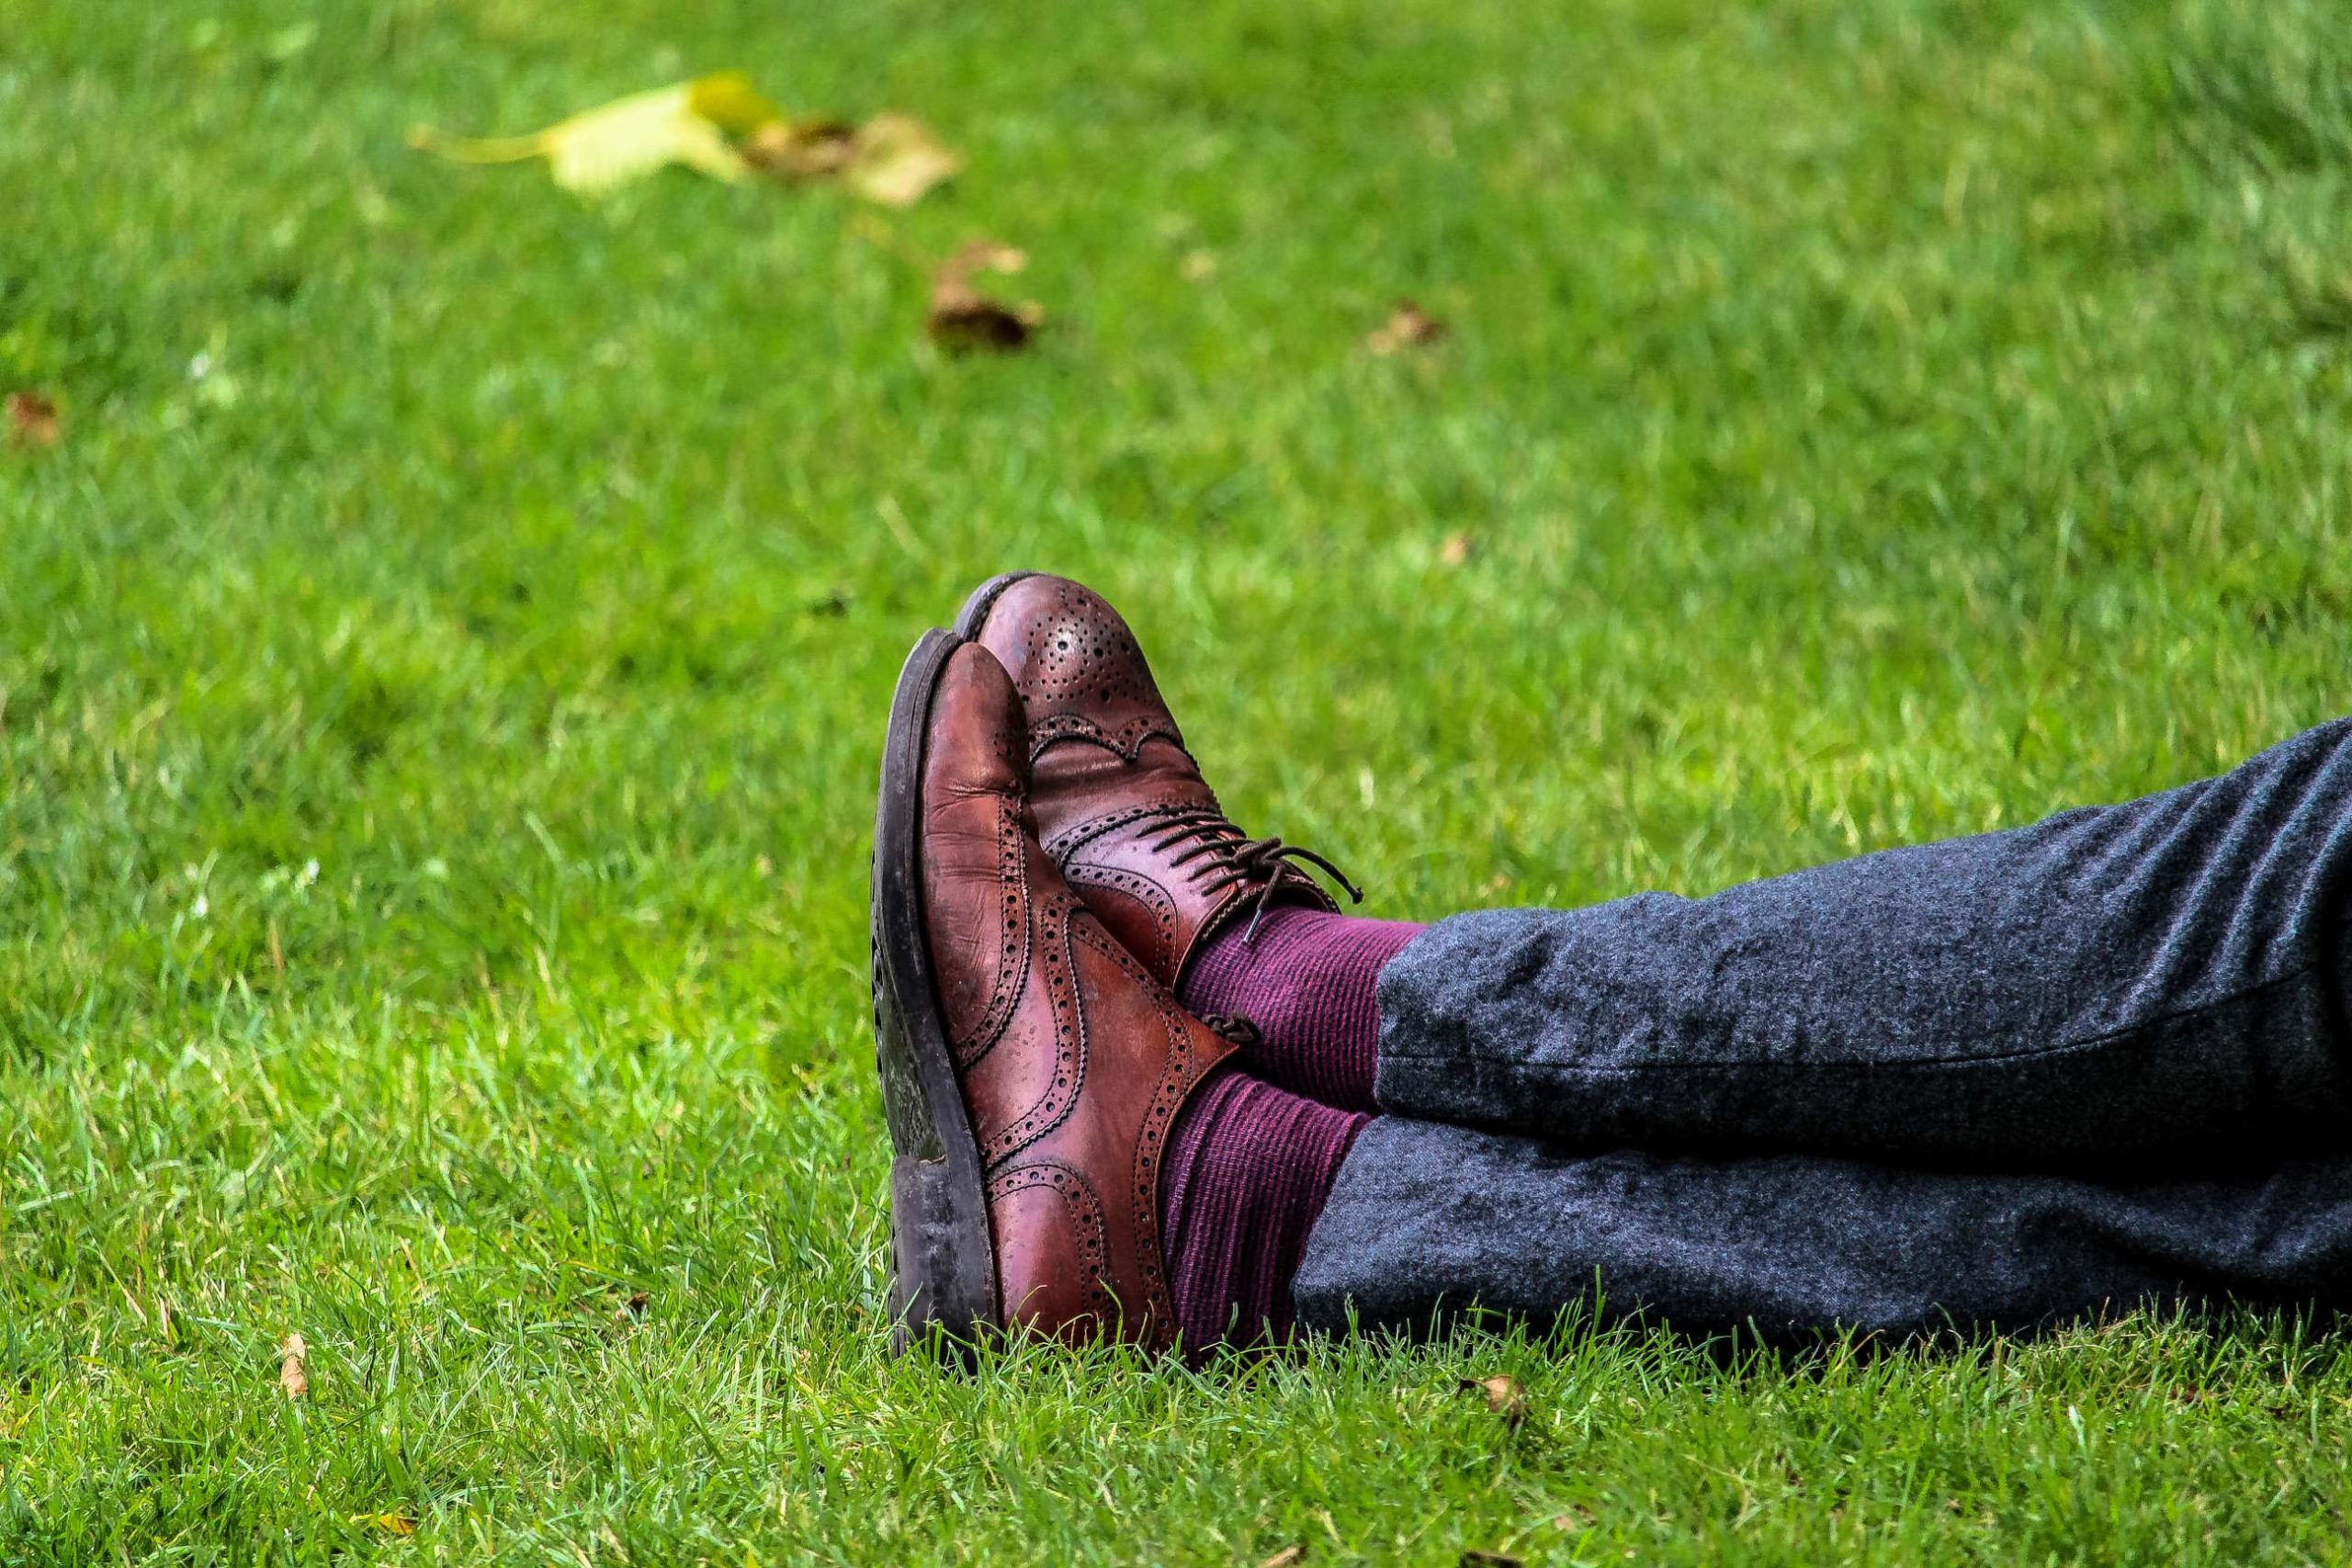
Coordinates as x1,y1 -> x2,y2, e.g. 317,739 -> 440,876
743,116 -> 860,180
6,391 -> 59,448
278,1333 -> 309,1398
927,240 -> 1044,354
1259,1549 -> 1307,1568
944,238 -> 1030,276
1439,531 -> 1476,567
1367,299 -> 1448,355
1459,1553 -> 1522,1568
928,296 -> 1041,353
744,112 -> 961,206
616,1291 -> 650,1321
1461,1373 -> 1527,1426
844,113 -> 963,209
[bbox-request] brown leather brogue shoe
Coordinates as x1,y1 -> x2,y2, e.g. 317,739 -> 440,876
955,572 -> 1361,992
872,633 -> 1240,1353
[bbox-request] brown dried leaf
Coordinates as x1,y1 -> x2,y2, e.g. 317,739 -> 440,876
742,116 -> 860,181
927,297 -> 1042,352
943,239 -> 1029,277
1460,1374 -> 1526,1425
926,240 -> 1043,354
845,113 -> 963,209
744,111 -> 960,208
1367,299 -> 1449,355
616,1291 -> 650,1321
1259,1549 -> 1307,1568
6,391 -> 59,448
1439,531 -> 1475,566
278,1333 -> 309,1398
1459,1553 -> 1522,1568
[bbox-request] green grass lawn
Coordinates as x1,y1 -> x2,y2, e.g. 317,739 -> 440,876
6,0 -> 2352,1559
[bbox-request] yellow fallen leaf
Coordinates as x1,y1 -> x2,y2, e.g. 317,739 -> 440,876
410,72 -> 782,195
687,71 -> 784,135
356,1512 -> 417,1536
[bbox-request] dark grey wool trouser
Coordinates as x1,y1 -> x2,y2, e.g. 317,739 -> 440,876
1293,716 -> 2352,1340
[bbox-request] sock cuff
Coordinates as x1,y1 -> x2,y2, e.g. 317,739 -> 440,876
1158,1064 -> 1372,1351
1179,907 -> 1423,1111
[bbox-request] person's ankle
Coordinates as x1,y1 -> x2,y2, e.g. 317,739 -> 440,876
1158,1065 -> 1370,1350
1178,908 -> 1424,1111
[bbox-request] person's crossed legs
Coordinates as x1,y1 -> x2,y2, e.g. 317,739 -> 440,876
876,572 -> 2352,1357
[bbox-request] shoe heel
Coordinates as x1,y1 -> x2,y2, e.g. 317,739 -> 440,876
888,1152 -> 992,1359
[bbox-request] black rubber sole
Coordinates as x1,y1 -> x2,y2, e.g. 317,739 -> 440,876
871,627 -> 999,1358
951,570 -> 1038,641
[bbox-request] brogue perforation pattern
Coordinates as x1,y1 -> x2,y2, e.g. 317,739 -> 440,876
1048,799 -> 1333,920
979,891 -> 1088,1168
950,794 -> 1032,1070
1020,588 -> 1159,710
1028,710 -> 1191,764
1073,921 -> 1221,1338
1062,861 -> 1180,970
987,1158 -> 1115,1325
1042,795 -> 1227,863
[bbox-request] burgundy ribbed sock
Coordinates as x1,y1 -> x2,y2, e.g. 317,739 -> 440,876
1177,907 -> 1425,1111
1158,1065 -> 1369,1350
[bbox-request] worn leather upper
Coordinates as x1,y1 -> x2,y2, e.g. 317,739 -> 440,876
970,575 -> 1343,989
920,642 -> 1236,1348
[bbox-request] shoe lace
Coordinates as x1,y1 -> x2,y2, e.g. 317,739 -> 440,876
1141,806 -> 1364,942
1199,1012 -> 1261,1048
